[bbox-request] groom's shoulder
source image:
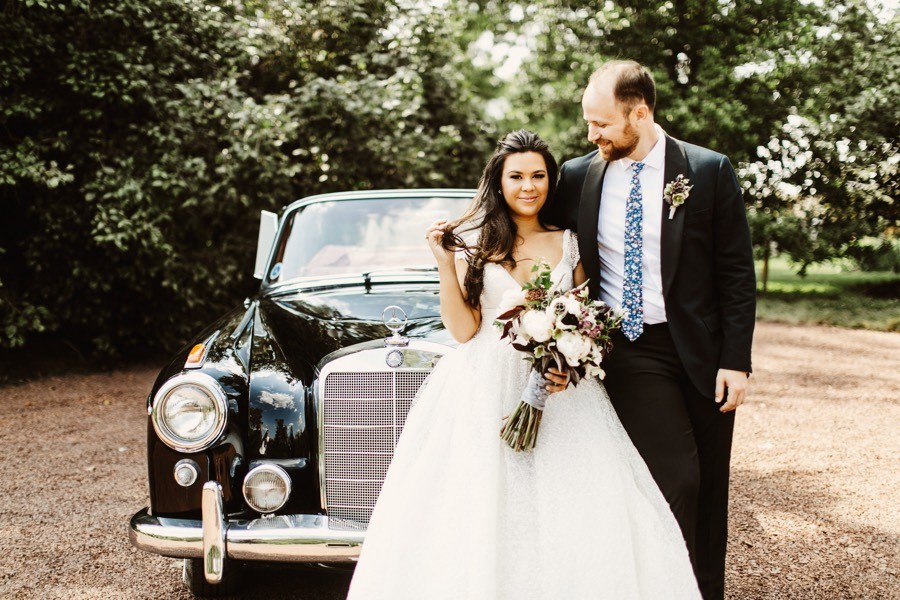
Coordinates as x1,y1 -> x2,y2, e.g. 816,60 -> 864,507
676,137 -> 729,168
560,149 -> 598,178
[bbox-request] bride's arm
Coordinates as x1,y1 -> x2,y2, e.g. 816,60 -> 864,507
426,220 -> 481,343
573,261 -> 587,287
440,259 -> 481,343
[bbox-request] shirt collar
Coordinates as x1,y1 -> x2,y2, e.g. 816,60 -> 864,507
620,124 -> 666,171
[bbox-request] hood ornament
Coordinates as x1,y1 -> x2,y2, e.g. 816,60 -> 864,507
382,305 -> 409,347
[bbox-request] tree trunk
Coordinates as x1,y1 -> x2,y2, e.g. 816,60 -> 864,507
761,243 -> 770,295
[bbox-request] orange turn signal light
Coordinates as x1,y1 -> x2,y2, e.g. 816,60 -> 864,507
185,343 -> 207,367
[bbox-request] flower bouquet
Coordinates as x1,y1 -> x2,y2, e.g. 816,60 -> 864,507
493,260 -> 622,451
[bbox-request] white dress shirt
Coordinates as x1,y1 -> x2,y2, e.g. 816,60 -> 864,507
597,125 -> 667,324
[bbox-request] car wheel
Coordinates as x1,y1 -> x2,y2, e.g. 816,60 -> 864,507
182,558 -> 242,598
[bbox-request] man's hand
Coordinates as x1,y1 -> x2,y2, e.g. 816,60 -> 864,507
544,367 -> 570,394
715,368 -> 748,413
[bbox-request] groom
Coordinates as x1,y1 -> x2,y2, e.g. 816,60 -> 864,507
550,60 -> 756,599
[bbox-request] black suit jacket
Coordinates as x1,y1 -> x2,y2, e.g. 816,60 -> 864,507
550,134 -> 756,398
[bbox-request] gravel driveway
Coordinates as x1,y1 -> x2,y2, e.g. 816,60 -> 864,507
0,322 -> 897,599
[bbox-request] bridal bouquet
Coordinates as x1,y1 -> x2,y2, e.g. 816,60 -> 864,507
493,261 -> 622,451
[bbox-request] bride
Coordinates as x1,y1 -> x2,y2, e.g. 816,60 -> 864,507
346,130 -> 700,599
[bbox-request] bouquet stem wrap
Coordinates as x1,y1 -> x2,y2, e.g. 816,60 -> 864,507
500,371 -> 549,451
521,370 -> 550,410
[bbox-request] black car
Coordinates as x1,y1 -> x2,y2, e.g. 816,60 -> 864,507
129,189 -> 472,596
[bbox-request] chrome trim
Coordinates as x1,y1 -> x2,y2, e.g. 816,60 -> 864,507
382,305 -> 409,347
266,270 -> 441,295
385,349 -> 403,368
130,511 -> 202,558
173,459 -> 199,487
230,300 -> 256,340
254,210 -> 279,280
315,341 -> 450,524
316,340 -> 451,373
282,188 -> 476,215
315,370 -> 326,512
201,482 -> 226,584
151,372 -> 228,453
129,508 -> 365,563
242,464 -> 292,514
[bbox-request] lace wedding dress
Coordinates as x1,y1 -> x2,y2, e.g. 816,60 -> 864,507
347,230 -> 700,600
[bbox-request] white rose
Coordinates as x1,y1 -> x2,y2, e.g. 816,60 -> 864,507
563,295 -> 582,315
520,310 -> 554,343
500,288 -> 528,311
556,331 -> 592,367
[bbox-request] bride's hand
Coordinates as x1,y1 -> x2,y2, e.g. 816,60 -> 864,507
425,219 -> 453,266
545,367 -> 570,394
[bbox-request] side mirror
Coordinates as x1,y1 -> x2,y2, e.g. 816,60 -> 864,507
254,210 -> 279,280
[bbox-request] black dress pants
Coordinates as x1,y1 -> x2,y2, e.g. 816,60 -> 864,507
602,323 -> 735,600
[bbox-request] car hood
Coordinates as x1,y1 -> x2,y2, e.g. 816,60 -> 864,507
253,284 -> 452,378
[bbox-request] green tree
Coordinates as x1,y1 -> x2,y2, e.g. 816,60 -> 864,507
1,0 -> 252,354
0,0 -> 491,356
490,0 -> 825,161
740,1 -> 898,283
469,0 -> 897,273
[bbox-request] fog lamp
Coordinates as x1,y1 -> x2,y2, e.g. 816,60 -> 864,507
243,464 -> 291,514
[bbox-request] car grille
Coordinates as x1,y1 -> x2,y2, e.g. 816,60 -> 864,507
321,370 -> 431,528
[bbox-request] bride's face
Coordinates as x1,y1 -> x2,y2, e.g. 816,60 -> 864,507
500,151 -> 549,219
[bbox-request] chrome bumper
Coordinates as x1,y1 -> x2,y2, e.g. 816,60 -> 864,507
130,482 -> 365,582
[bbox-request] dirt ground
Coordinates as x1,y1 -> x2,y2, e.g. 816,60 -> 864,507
0,321 -> 897,599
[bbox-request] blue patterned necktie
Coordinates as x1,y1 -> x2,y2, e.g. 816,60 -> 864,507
621,161 -> 645,342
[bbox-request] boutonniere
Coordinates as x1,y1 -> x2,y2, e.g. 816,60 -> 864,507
664,175 -> 692,220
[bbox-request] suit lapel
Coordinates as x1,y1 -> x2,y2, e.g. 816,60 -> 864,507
578,153 -> 609,300
660,134 -> 689,298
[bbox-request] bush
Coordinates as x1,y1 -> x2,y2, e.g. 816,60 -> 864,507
0,0 -> 491,357
851,239 -> 900,274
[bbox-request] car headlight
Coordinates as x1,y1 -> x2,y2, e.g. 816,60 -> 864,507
151,372 -> 228,453
243,464 -> 291,514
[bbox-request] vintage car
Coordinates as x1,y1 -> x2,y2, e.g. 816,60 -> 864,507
129,189 -> 473,596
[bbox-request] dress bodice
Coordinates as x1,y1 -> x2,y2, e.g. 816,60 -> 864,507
478,229 -> 580,322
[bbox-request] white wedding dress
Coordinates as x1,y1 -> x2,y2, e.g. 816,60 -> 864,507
347,230 -> 700,600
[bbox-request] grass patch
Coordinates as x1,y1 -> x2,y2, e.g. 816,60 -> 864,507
756,257 -> 900,332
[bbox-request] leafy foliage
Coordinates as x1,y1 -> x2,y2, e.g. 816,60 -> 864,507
1,0 -> 896,356
475,0 -> 897,274
0,0 -> 491,355
739,2 -> 898,276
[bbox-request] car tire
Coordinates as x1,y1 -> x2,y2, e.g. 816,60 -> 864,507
182,558 -> 242,598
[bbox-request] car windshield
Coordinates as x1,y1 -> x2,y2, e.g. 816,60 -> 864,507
268,195 -> 473,283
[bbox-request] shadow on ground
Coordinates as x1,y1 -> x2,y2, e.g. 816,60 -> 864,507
728,468 -> 898,599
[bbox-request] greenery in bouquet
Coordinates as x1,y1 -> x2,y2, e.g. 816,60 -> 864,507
493,260 -> 623,451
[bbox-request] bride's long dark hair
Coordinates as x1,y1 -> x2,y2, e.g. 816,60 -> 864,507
441,129 -> 559,309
